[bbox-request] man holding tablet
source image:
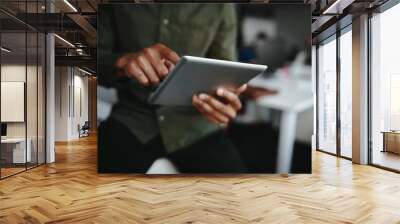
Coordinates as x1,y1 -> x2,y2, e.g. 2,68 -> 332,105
98,4 -> 247,173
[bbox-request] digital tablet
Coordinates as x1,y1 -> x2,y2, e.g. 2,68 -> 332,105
148,56 -> 267,106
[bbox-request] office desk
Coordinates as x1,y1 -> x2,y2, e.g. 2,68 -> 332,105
381,131 -> 400,154
1,138 -> 31,164
250,76 -> 313,173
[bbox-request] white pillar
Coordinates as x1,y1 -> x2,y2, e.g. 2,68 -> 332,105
46,1 -> 55,163
352,14 -> 369,164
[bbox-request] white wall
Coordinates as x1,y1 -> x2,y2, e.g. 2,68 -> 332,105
1,65 -> 39,138
55,67 -> 89,141
1,65 -> 27,143
1,63 -> 46,164
55,67 -> 69,141
1,65 -> 25,131
71,72 -> 89,138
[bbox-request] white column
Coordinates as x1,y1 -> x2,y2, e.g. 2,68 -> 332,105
352,14 -> 369,164
46,1 -> 56,163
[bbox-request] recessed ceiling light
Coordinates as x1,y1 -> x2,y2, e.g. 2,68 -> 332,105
322,0 -> 353,15
78,67 -> 92,76
54,34 -> 75,48
63,0 -> 78,12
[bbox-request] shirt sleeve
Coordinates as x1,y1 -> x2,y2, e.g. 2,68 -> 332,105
206,4 -> 238,61
97,6 -> 125,88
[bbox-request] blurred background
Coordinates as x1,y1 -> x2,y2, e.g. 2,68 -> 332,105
228,4 -> 312,173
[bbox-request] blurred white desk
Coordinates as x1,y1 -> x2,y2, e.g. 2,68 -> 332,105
1,138 -> 31,163
250,76 -> 313,173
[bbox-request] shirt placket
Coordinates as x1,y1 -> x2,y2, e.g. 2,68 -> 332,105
158,5 -> 170,44
157,6 -> 169,124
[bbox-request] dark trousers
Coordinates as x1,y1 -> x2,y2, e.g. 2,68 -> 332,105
98,118 -> 246,173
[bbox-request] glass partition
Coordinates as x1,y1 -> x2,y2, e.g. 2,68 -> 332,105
0,1 -> 46,179
339,27 -> 352,158
370,3 -> 400,171
1,30 -> 28,177
38,32 -> 45,165
317,35 -> 337,154
27,30 -> 38,169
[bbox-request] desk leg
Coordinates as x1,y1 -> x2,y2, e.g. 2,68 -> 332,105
276,111 -> 297,173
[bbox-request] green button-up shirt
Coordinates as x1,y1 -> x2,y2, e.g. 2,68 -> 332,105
98,3 -> 237,152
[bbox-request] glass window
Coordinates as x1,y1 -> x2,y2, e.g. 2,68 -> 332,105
371,3 -> 400,171
339,28 -> 352,158
27,30 -> 39,169
0,1 -> 46,179
38,32 -> 46,165
317,36 -> 337,154
1,29 -> 28,178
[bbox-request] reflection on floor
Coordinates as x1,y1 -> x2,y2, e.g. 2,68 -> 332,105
0,163 -> 43,178
0,167 -> 25,177
0,135 -> 400,223
372,150 -> 400,171
340,146 -> 352,158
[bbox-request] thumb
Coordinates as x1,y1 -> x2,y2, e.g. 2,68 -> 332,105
236,84 -> 248,95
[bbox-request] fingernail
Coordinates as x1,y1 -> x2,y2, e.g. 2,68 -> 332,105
217,88 -> 224,96
199,94 -> 207,100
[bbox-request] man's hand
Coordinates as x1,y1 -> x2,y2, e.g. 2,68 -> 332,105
115,43 -> 180,86
192,84 -> 247,126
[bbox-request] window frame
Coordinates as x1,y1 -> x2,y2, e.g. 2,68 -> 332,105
315,18 -> 353,160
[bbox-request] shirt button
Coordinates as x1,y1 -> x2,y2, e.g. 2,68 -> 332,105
163,18 -> 169,25
159,115 -> 165,121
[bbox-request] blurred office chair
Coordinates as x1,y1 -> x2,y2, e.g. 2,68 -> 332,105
78,121 -> 90,138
